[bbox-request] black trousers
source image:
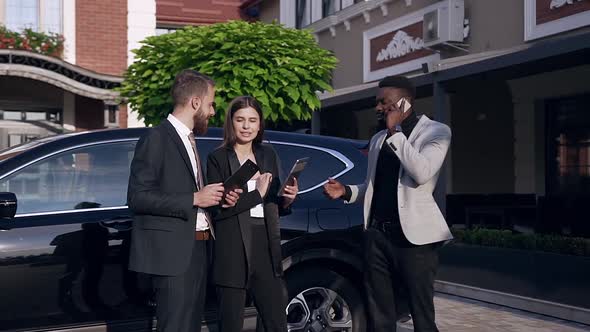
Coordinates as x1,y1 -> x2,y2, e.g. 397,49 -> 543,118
152,240 -> 209,332
217,224 -> 287,332
363,226 -> 439,332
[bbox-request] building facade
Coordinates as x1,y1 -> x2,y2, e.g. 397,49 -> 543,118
248,0 -> 590,312
250,0 -> 590,233
0,0 -> 247,149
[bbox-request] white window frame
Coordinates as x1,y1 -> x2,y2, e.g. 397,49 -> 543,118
282,0 -> 356,29
1,0 -> 64,34
524,0 -> 590,41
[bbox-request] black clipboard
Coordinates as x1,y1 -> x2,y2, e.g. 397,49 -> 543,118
224,159 -> 259,192
278,157 -> 309,196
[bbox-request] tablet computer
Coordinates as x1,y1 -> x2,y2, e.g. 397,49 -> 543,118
278,157 -> 309,196
223,159 -> 260,192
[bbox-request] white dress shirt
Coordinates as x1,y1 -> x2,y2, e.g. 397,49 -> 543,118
167,114 -> 209,231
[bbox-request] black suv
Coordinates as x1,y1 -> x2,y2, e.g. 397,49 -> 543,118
0,128 -> 368,332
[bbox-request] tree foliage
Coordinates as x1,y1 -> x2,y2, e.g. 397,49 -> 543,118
119,21 -> 337,126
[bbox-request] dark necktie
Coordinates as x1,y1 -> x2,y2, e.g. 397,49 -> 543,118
188,132 -> 211,227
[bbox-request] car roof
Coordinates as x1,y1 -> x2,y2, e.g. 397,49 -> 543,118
0,127 -> 367,165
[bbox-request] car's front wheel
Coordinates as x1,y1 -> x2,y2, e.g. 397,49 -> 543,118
285,267 -> 366,332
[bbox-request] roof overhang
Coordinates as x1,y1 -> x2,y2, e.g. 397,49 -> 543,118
0,50 -> 123,104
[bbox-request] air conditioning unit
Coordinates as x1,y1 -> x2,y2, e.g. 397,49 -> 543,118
423,0 -> 465,48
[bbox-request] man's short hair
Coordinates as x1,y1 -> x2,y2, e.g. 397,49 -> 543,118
378,75 -> 416,100
171,69 -> 215,107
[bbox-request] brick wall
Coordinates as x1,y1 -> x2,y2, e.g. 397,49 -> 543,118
157,0 -> 245,26
76,0 -> 128,76
118,104 -> 128,128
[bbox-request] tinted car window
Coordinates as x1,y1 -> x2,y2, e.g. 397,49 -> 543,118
271,142 -> 347,192
0,141 -> 136,214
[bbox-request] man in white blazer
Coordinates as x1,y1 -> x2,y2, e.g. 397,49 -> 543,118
324,75 -> 452,332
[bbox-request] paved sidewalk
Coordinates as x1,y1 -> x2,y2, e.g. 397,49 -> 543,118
398,293 -> 590,332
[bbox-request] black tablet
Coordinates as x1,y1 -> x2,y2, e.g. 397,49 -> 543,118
223,159 -> 260,191
278,157 -> 309,196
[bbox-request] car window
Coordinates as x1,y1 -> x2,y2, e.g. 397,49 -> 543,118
0,141 -> 136,214
271,142 -> 347,192
196,138 -> 221,175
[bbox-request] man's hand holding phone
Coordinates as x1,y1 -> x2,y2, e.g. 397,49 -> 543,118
386,97 -> 412,135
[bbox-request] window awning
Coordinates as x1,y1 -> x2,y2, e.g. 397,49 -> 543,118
0,50 -> 123,104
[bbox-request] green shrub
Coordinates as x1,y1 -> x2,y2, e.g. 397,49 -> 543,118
451,228 -> 590,256
119,21 -> 338,126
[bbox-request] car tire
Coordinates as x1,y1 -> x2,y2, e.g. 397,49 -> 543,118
285,267 -> 366,332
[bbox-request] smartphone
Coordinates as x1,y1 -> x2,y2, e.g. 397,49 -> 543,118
396,97 -> 412,113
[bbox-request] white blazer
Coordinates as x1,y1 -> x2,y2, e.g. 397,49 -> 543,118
346,115 -> 453,245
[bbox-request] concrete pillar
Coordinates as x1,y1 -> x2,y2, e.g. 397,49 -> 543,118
311,110 -> 321,135
63,91 -> 76,132
127,0 -> 156,127
433,81 -> 452,216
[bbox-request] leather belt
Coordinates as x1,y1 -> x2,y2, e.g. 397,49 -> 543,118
195,229 -> 211,240
371,219 -> 401,234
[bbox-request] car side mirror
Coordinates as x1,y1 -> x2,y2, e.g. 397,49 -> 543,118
0,192 -> 17,219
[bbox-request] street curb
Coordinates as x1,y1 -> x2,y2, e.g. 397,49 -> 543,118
435,280 -> 590,326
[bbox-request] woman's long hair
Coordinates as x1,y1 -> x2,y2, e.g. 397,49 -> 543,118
222,96 -> 265,148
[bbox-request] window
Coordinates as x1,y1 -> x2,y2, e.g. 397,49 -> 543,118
155,27 -> 178,36
272,142 -> 348,192
322,0 -> 342,18
547,95 -> 590,196
8,134 -> 40,147
296,0 -> 312,29
0,110 -> 61,123
0,142 -> 136,214
104,105 -> 118,127
5,0 -> 62,34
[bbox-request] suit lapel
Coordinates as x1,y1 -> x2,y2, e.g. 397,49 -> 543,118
162,120 -> 196,183
226,148 -> 241,175
408,115 -> 429,145
254,144 -> 266,173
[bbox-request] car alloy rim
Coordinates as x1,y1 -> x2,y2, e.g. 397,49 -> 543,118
286,287 -> 352,332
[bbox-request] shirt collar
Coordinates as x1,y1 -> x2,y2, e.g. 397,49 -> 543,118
167,113 -> 191,138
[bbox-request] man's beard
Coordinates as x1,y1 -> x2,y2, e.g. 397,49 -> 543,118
193,106 -> 209,135
376,111 -> 387,131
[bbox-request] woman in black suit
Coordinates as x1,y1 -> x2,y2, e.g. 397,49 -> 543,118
207,96 -> 298,332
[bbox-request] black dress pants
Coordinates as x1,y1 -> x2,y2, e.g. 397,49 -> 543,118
217,224 -> 287,332
364,225 -> 439,332
152,240 -> 209,332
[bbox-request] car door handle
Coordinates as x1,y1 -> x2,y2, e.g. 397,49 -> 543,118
99,216 -> 133,231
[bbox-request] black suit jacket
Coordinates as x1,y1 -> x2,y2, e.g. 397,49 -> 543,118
127,119 -> 202,276
207,144 -> 290,288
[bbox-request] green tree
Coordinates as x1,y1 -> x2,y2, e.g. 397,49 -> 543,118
119,21 -> 337,126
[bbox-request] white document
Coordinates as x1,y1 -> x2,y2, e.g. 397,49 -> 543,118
247,179 -> 264,218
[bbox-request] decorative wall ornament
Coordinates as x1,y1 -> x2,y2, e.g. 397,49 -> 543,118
363,11 -> 371,24
344,20 -> 351,31
550,0 -> 583,9
525,0 -> 590,40
376,30 -> 424,63
0,50 -> 121,89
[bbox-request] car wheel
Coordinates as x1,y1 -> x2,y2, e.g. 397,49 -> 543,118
285,267 -> 366,332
